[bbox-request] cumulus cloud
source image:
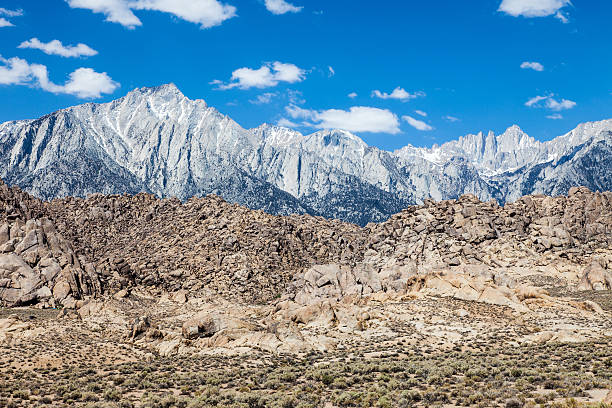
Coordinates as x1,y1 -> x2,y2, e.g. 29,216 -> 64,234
525,95 -> 547,106
348,92 -> 357,99
18,38 -> 98,58
403,115 -> 433,131
498,0 -> 571,18
0,17 -> 13,27
444,115 -> 460,122
66,0 -> 141,27
520,61 -> 544,71
285,104 -> 316,120
0,56 -> 119,98
264,0 -> 302,15
547,113 -> 563,120
213,62 -> 306,90
287,89 -> 305,105
414,110 -> 427,117
372,87 -> 425,101
131,0 -> 236,28
0,57 -> 34,85
66,0 -> 236,29
525,94 -> 576,111
284,104 -> 401,134
57,67 -> 120,98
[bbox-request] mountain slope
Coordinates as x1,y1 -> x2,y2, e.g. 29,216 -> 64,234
0,84 -> 611,225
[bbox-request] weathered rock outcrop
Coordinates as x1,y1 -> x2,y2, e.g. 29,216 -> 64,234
363,187 -> 612,273
579,258 -> 612,290
0,181 -> 102,307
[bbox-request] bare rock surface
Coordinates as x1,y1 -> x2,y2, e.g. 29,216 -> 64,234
0,182 -> 102,307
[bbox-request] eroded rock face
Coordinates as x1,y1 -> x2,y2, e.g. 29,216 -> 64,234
579,258 -> 612,291
2,176 -> 608,356
0,182 -> 102,307
0,218 -> 102,307
0,315 -> 31,344
291,263 -> 416,305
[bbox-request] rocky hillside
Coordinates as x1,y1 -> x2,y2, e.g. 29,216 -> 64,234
1,176 -> 611,309
44,192 -> 364,303
1,84 -> 611,225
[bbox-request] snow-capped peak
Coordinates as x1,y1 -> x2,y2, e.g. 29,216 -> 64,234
1,84 -> 610,226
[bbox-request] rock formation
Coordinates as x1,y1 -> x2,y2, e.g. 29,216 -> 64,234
0,177 -> 611,357
0,181 -> 101,307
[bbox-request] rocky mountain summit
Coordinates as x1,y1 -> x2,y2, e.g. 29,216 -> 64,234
1,84 -> 611,225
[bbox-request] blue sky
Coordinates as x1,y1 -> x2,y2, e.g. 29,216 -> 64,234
1,0 -> 611,150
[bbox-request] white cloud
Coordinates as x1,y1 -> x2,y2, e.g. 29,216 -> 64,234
547,113 -> 563,120
57,68 -> 120,98
67,0 -> 142,28
18,38 -> 98,58
249,92 -> 277,105
415,110 -> 427,117
287,89 -> 305,105
555,11 -> 569,23
348,92 -> 357,99
285,104 -> 316,120
277,117 -> 299,128
0,8 -> 23,17
520,61 -> 544,71
0,8 -> 22,27
264,0 -> 302,15
403,115 -> 433,131
498,0 -> 571,18
444,115 -> 460,122
0,56 -> 119,98
372,87 -> 425,101
213,61 -> 306,90
546,98 -> 576,111
525,95 -> 547,107
286,104 -> 400,134
0,57 -> 35,85
328,66 -> 335,77
131,0 -> 236,28
66,0 -> 236,29
525,94 -> 576,111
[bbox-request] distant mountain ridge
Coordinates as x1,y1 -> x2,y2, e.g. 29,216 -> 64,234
1,83 -> 611,225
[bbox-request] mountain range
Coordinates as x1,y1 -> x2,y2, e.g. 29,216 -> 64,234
1,83 -> 610,225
